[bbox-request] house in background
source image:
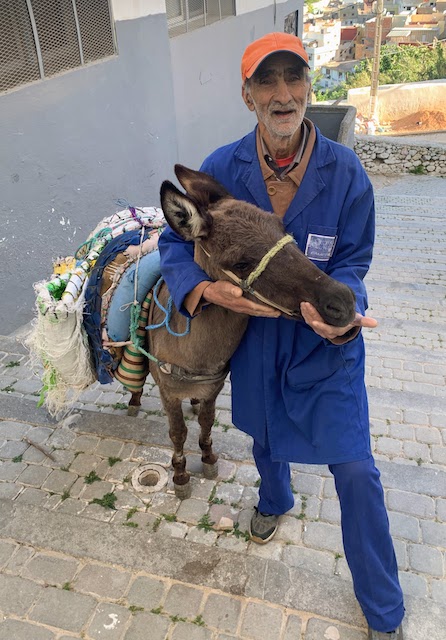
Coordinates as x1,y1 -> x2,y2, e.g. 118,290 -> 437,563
0,0 -> 304,335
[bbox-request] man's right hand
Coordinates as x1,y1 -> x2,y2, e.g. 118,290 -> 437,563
202,280 -> 281,317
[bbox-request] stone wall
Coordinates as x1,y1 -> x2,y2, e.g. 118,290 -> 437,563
354,135 -> 446,176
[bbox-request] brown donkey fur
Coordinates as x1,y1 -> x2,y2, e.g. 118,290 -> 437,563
129,165 -> 356,498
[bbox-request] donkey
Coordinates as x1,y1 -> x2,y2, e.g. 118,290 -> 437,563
129,165 -> 356,499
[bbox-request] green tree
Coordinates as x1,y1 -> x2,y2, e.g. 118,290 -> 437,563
314,43 -> 446,102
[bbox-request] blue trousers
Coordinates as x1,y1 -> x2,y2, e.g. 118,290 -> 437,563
253,440 -> 404,633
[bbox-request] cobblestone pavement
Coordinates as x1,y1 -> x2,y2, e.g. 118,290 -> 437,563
0,175 -> 445,639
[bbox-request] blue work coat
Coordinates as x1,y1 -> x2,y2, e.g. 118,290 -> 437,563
159,126 -> 374,464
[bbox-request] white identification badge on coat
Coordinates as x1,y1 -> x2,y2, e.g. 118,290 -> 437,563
305,234 -> 337,261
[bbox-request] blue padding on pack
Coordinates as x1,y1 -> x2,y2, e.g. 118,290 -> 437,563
107,250 -> 161,342
84,230 -> 153,384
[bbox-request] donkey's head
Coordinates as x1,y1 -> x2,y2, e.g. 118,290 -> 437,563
160,165 -> 356,326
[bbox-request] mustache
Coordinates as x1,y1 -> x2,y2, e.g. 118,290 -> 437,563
269,101 -> 297,112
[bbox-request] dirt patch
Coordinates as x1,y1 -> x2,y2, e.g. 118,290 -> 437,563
389,109 -> 446,133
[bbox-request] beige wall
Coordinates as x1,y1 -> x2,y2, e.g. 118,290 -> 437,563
347,80 -> 446,122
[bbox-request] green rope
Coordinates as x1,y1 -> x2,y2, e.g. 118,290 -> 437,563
129,303 -> 159,364
74,227 -> 113,260
245,234 -> 294,287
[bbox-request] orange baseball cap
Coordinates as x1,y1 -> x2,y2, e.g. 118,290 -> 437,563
241,32 -> 309,82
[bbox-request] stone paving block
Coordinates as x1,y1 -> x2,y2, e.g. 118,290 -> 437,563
17,463 -> 51,487
21,445 -> 47,463
283,545 -> 335,576
163,583 -> 204,618
0,619 -> 56,640
276,515 -> 302,545
75,563 -> 131,599
436,498 -> 446,522
0,573 -> 42,615
302,521 -> 344,554
248,540 -> 283,561
69,452 -> 103,475
80,480 -> 115,501
176,498 -> 209,525
114,510 -> 157,529
171,621 -> 213,640
28,585 -> 97,632
201,593 -> 241,634
291,472 -> 323,497
55,497 -> 87,515
0,459 -> 26,480
106,461 -> 139,483
157,520 -> 189,538
42,449 -> 76,469
126,575 -> 167,610
82,503 -> 115,522
26,425 -> 54,444
23,552 -> 79,586
0,420 -> 31,440
403,441 -> 430,461
408,543 -> 444,577
430,578 -> 446,605
389,424 -> 414,440
189,477 -> 216,501
388,512 -> 420,543
46,427 -> 76,449
15,487 -> 48,506
431,446 -> 446,465
235,464 -> 260,486
124,611 -> 170,640
0,481 -> 21,499
282,614 -> 303,640
215,482 -> 244,505
87,602 -> 133,640
304,618 -> 367,639
398,571 -> 428,598
216,534 -> 248,553
149,492 -> 181,515
95,438 -> 124,458
319,498 -> 342,524
13,378 -> 42,394
415,427 -> 441,445
71,434 -> 100,453
186,526 -> 219,546
323,477 -> 337,498
0,439 -> 29,460
387,489 -> 435,519
214,459 -> 237,481
393,539 -> 408,570
0,540 -> 17,569
420,520 -> 446,548
376,437 -> 403,456
133,445 -> 172,466
4,545 -> 35,573
42,469 -> 78,494
240,601 -> 283,640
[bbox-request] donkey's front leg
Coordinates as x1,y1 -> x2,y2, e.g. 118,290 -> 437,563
198,398 -> 219,479
161,393 -> 191,499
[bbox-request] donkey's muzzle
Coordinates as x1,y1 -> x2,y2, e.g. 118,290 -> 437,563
318,290 -> 356,327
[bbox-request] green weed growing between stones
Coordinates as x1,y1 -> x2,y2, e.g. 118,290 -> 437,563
197,514 -> 215,532
84,471 -> 101,484
91,492 -> 117,509
108,457 -> 122,467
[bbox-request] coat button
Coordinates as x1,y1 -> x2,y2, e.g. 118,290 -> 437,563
267,185 -> 277,195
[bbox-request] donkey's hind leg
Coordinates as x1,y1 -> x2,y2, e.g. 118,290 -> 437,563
198,398 -> 219,479
128,390 -> 143,417
161,393 -> 191,499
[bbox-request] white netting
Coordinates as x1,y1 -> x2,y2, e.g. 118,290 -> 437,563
26,281 -> 96,417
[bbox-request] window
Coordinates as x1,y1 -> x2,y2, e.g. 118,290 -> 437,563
0,0 -> 116,93
166,0 -> 235,37
284,10 -> 298,36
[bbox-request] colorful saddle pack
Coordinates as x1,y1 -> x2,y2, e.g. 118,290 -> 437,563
27,205 -> 166,416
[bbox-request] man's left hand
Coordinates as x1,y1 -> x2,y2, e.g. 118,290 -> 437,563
300,301 -> 378,342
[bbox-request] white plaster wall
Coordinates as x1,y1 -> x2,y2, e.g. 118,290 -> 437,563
348,79 -> 446,122
111,0 -> 166,21
236,0 -> 290,15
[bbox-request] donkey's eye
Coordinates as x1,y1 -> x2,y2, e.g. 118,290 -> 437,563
232,262 -> 251,272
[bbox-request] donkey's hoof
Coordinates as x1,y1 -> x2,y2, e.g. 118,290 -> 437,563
174,482 -> 192,500
202,462 -> 218,479
127,405 -> 140,417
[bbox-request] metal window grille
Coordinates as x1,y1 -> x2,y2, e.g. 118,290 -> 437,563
0,0 -> 116,93
166,0 -> 235,37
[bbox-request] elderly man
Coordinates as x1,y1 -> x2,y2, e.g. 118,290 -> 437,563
159,33 -> 404,640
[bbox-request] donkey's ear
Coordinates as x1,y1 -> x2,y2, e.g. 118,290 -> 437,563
160,181 -> 213,241
174,165 -> 231,206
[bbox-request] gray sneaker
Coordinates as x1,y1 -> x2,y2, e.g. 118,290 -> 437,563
368,626 -> 403,640
249,507 -> 279,544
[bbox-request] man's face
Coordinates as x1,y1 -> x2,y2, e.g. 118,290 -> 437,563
243,52 -> 311,141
